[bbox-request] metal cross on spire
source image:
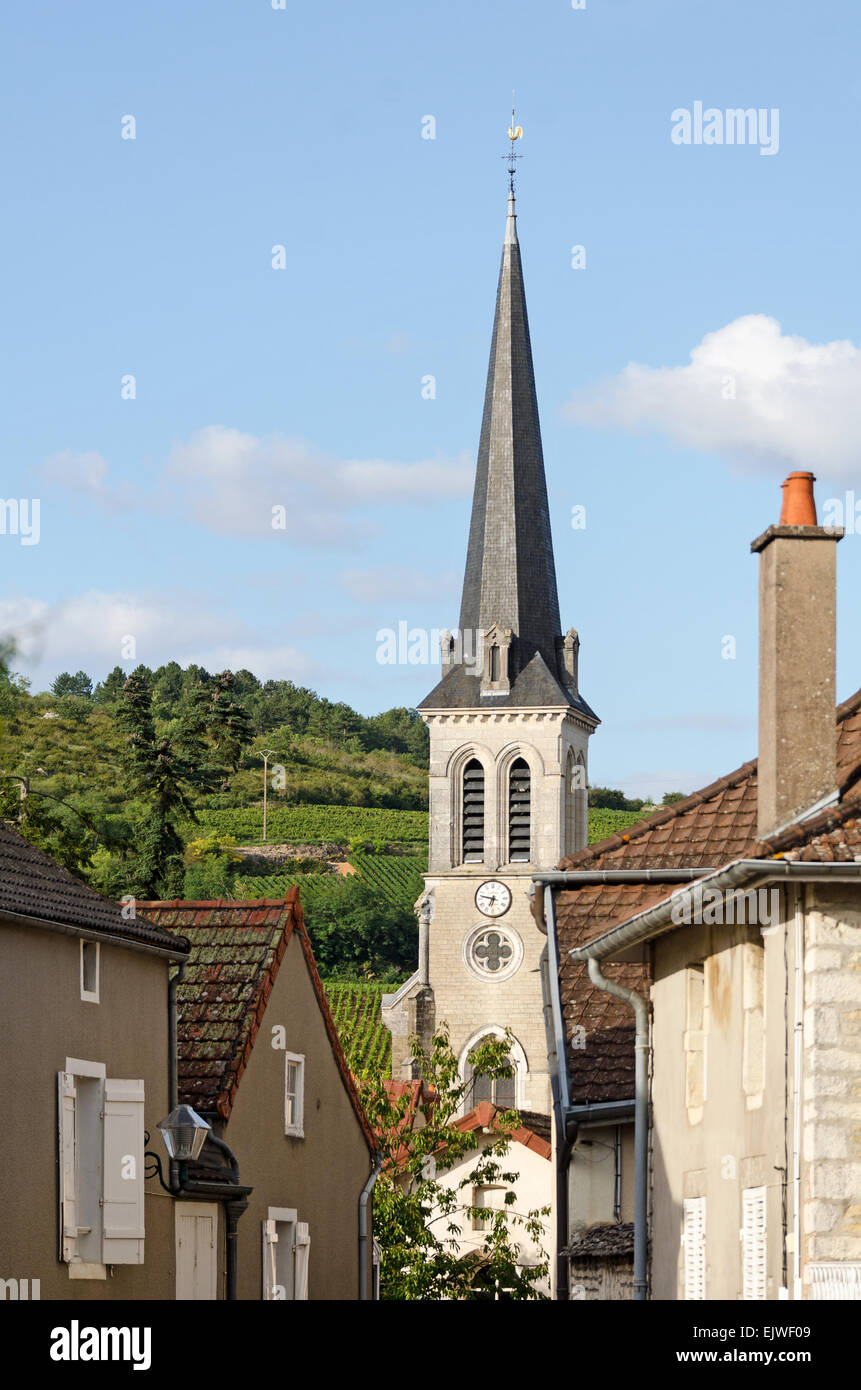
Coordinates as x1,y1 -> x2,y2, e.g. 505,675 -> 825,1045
503,95 -> 523,192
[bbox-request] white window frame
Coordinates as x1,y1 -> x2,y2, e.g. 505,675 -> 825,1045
472,1184 -> 506,1232
284,1053 -> 305,1138
58,1058 -> 145,1276
263,1207 -> 310,1301
80,939 -> 100,1003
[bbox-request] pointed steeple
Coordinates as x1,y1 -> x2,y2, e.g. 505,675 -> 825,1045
458,185 -> 562,676
420,183 -> 597,720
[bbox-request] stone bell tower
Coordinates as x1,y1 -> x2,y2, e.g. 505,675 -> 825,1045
383,181 -> 599,1115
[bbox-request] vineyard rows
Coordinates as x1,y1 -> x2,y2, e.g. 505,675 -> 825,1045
323,981 -> 393,1076
587,808 -> 646,843
349,852 -> 427,904
188,804 -> 428,845
203,803 -> 644,861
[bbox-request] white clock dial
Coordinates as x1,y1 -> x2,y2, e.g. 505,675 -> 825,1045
475,880 -> 512,918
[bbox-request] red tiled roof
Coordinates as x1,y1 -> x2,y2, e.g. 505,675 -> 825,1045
554,688 -> 861,1102
138,892 -> 376,1152
453,1102 -> 552,1161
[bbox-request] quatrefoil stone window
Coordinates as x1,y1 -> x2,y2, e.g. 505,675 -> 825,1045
463,923 -> 523,983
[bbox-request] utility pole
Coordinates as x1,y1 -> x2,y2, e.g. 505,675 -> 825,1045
261,750 -> 274,843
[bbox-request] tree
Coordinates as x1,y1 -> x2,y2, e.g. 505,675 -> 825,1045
662,791 -> 685,805
206,671 -> 254,769
93,665 -> 127,705
360,1026 -> 550,1300
51,670 -> 93,700
115,666 -> 221,897
588,787 -> 645,812
300,878 -> 417,978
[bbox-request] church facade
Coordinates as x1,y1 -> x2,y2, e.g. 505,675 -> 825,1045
383,187 -> 598,1117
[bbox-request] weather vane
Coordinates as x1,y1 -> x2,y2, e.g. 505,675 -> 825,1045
504,94 -> 523,192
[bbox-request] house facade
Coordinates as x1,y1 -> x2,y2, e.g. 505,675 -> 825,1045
140,893 -> 379,1301
0,821 -> 190,1300
545,473 -> 861,1300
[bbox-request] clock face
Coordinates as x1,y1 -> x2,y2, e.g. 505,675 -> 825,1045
475,880 -> 512,918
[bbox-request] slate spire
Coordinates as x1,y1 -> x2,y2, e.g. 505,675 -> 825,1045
458,186 -> 563,678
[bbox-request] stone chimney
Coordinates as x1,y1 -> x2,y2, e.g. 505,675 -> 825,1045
752,471 -> 843,839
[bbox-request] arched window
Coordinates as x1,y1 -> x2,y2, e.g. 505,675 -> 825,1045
508,758 -> 531,862
565,750 -> 587,856
462,759 -> 485,862
466,1037 -> 517,1110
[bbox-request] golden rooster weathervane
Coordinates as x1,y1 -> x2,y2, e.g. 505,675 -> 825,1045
504,95 -> 523,192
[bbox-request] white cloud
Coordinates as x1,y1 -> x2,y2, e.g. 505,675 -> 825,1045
565,314 -> 861,476
38,428 -> 473,546
0,590 -> 317,691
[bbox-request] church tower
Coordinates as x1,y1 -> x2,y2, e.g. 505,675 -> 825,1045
383,180 -> 599,1115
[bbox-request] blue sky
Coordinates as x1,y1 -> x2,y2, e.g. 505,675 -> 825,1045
2,0 -> 861,800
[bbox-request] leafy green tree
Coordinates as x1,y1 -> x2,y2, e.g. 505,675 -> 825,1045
361,1026 -> 549,1300
662,791 -> 685,805
303,878 -> 417,978
51,670 -> 93,699
588,787 -> 645,812
93,665 -> 127,705
152,660 -> 184,718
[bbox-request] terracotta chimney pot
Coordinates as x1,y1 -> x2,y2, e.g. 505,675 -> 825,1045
779,471 -> 817,526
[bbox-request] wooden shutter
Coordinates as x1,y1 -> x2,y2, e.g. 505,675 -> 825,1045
682,1197 -> 706,1300
294,1222 -> 310,1301
102,1078 -> 145,1264
741,1187 -> 767,1300
462,760 -> 485,862
57,1072 -> 77,1262
508,759 -> 531,862
262,1219 -> 279,1300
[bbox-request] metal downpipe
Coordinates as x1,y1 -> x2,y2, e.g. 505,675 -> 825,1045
585,956 -> 650,1301
359,1154 -> 383,1300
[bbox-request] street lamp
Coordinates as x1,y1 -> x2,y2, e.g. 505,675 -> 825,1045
157,1103 -> 211,1163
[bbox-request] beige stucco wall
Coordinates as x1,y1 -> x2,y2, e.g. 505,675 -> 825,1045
568,1122 -> 634,1234
650,902 -> 791,1300
221,930 -> 374,1300
0,916 -> 175,1300
650,883 -> 861,1300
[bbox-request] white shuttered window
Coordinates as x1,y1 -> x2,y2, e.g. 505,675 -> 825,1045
682,1197 -> 706,1300
57,1065 -> 145,1270
741,1186 -> 767,1300
262,1209 -> 310,1300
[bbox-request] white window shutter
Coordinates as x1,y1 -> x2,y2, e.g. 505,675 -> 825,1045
683,1197 -> 706,1301
57,1072 -> 77,1262
741,1187 -> 767,1300
262,1219 -> 279,1300
102,1078 -> 145,1264
295,1222 -> 310,1301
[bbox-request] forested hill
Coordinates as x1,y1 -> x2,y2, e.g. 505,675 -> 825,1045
0,658 -> 428,889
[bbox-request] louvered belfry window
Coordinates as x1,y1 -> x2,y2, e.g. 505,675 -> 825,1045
508,758 -> 531,862
462,759 -> 485,862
